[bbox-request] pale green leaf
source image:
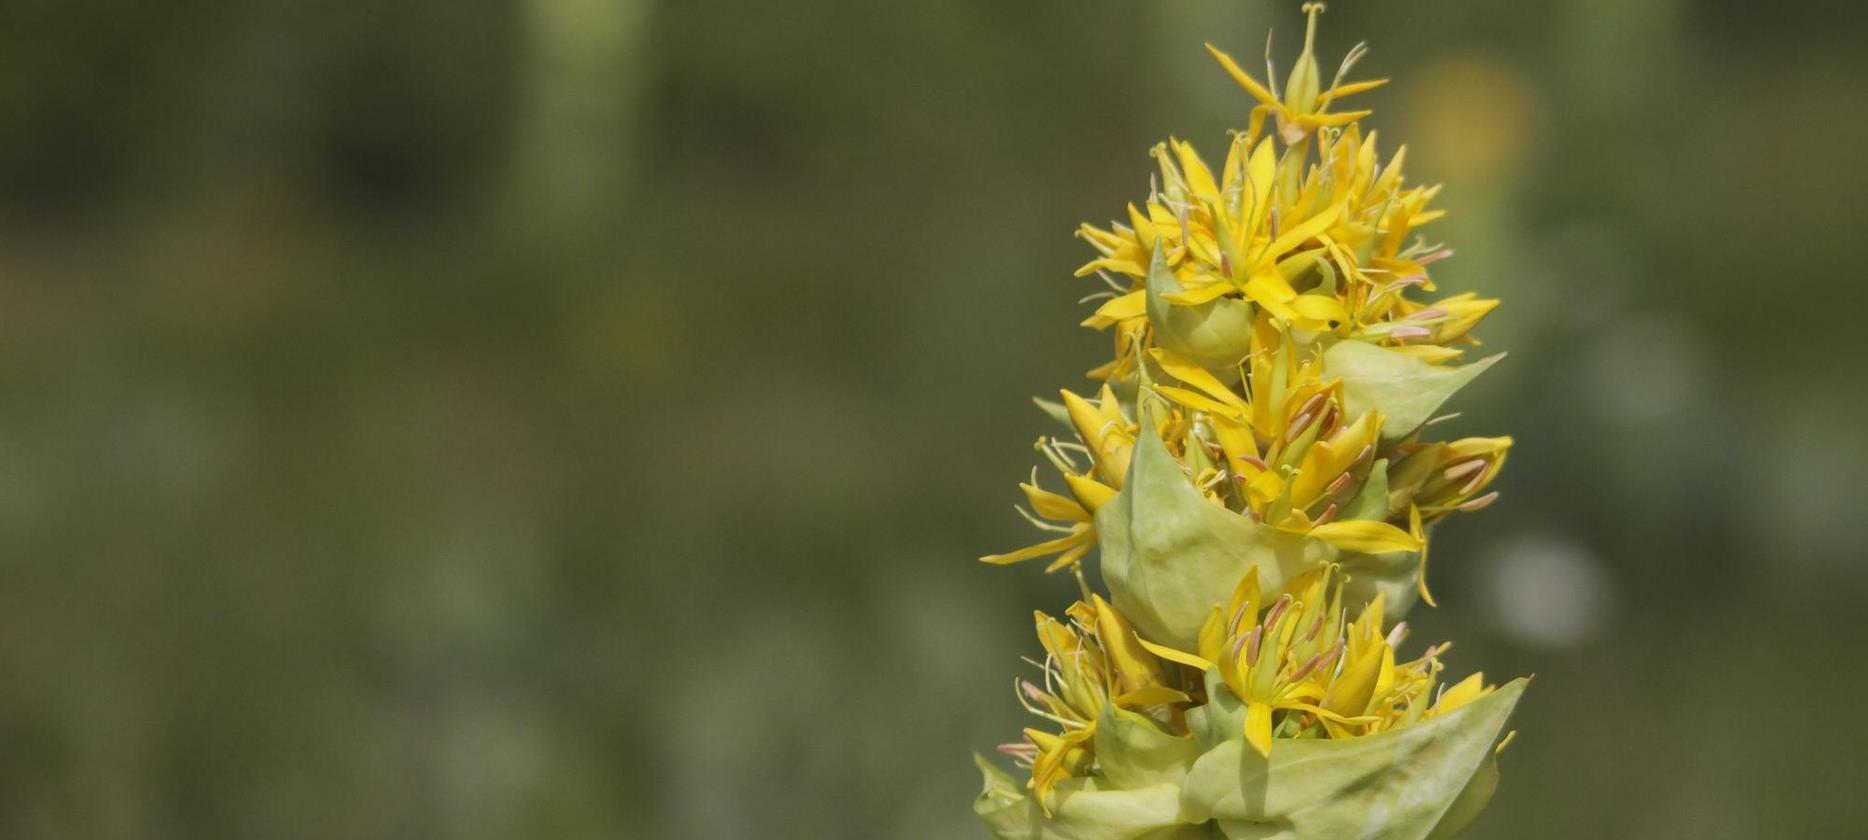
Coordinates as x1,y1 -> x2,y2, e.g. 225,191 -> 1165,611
1322,341 -> 1502,441
1145,246 -> 1257,372
1179,679 -> 1528,839
1097,706 -> 1206,789
1096,423 -> 1334,650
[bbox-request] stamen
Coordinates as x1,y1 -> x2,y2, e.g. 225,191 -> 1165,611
1457,491 -> 1499,512
1406,307 -> 1448,321
1384,621 -> 1409,648
1418,248 -> 1454,265
1324,472 -> 1353,496
1229,601 -> 1251,637
1457,463 -> 1492,496
1290,648 -> 1328,682
1441,459 -> 1486,482
1313,502 -> 1339,525
1389,326 -> 1432,339
1262,594 -> 1294,631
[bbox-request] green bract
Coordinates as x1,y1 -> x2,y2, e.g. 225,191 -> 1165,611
976,681 -> 1527,839
1321,341 -> 1502,442
1145,246 -> 1256,374
1096,423 -> 1331,650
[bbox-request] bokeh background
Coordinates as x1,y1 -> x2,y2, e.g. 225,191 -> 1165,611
2,0 -> 1865,837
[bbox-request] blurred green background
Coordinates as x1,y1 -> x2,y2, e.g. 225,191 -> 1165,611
2,0 -> 1865,837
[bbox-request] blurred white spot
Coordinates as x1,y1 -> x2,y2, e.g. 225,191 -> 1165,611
1583,315 -> 1708,424
1483,535 -> 1614,649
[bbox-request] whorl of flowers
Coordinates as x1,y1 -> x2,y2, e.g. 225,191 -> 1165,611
975,7 -> 1527,838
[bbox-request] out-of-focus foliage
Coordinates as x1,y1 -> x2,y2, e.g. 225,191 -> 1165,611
0,0 -> 1863,837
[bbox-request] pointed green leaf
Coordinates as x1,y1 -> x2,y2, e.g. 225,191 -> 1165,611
1096,425 -> 1335,649
1425,753 -> 1500,840
1322,341 -> 1503,440
975,766 -> 1215,840
1179,679 -> 1527,840
1185,668 -> 1246,751
1097,706 -> 1206,789
976,753 -> 1038,839
1336,546 -> 1422,620
1035,395 -> 1074,429
1145,246 -> 1257,372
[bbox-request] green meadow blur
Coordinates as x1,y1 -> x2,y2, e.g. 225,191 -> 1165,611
2,0 -> 1864,837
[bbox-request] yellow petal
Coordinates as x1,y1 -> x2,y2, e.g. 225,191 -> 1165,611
1244,701 -> 1275,757
1260,203 -> 1342,267
1411,504 -> 1437,607
979,527 -> 1092,565
1063,473 -> 1117,514
1089,290 -> 1146,321
1307,519 -> 1424,553
1174,138 -> 1220,200
1161,280 -> 1238,306
1115,686 -> 1193,707
1151,349 -> 1249,412
1289,293 -> 1350,326
1435,672 -> 1488,715
1155,385 -> 1241,419
1319,78 -> 1389,102
1136,637 -> 1214,671
1020,482 -> 1090,522
1092,594 -> 1169,693
1205,43 -> 1281,109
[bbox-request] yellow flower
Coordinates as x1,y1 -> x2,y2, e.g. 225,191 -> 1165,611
1143,564 -> 1492,757
1387,435 -> 1513,521
1072,3 -> 1496,382
978,384 -> 1131,572
1000,597 -> 1188,813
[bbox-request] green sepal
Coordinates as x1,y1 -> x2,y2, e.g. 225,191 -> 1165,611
975,756 -> 1216,840
1098,706 -> 1206,789
1322,341 -> 1503,441
1144,246 -> 1256,372
1035,395 -> 1074,429
1178,678 -> 1527,839
1186,668 -> 1246,751
1096,421 -> 1334,650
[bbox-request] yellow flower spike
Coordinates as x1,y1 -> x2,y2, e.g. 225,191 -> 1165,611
979,12 -> 1529,831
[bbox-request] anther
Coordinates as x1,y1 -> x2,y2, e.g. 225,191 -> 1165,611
1325,472 -> 1353,496
1457,491 -> 1499,512
1441,459 -> 1485,483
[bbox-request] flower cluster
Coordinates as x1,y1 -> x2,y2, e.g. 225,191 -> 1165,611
975,7 -> 1527,838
